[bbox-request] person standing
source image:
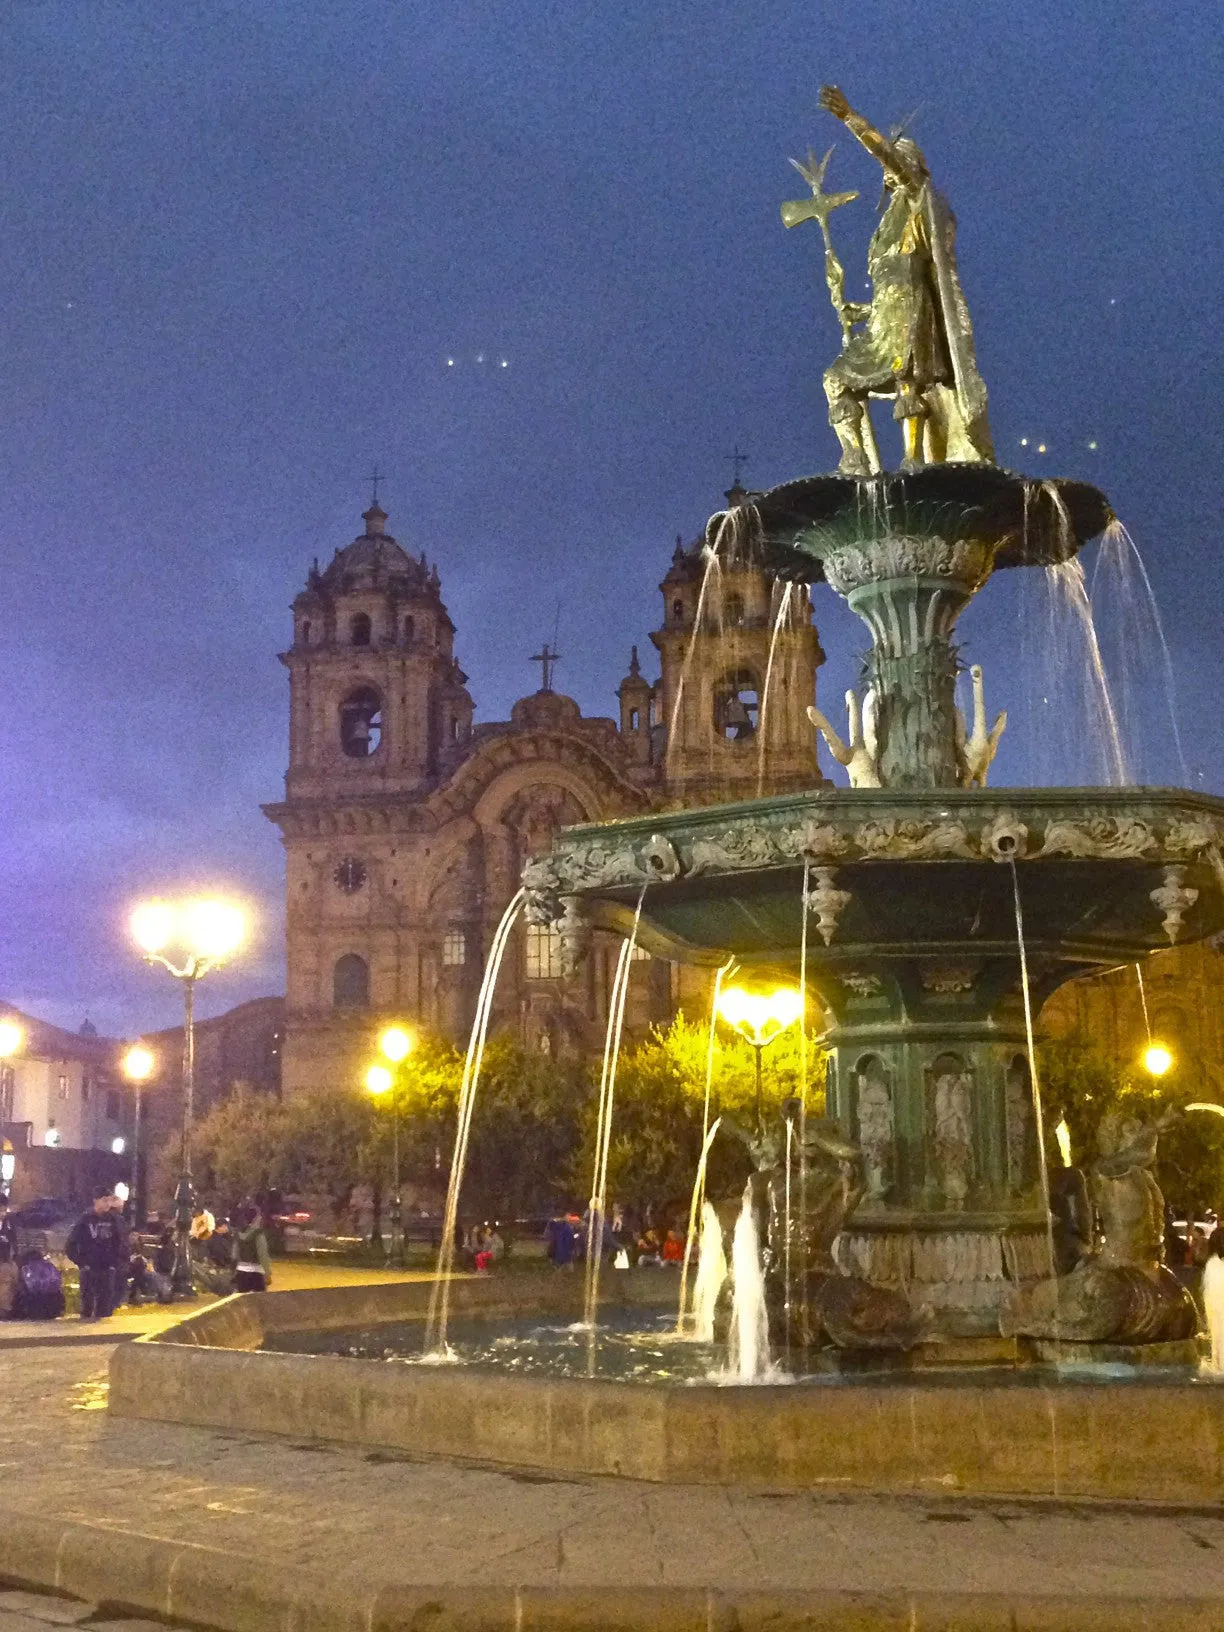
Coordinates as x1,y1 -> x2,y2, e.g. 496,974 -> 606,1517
66,1188 -> 129,1319
232,1204 -> 272,1293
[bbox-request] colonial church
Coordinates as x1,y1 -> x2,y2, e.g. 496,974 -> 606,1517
263,484 -> 826,1094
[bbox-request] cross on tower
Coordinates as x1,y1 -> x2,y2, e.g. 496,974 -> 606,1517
725,445 -> 750,487
531,643 -> 561,693
369,465 -> 385,506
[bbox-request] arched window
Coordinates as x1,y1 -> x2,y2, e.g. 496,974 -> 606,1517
333,953 -> 369,1008
724,592 -> 744,627
350,613 -> 372,647
301,619 -> 312,645
450,716 -> 462,741
671,597 -> 684,622
403,615 -> 415,643
339,687 -> 383,757
713,669 -> 760,741
629,708 -> 640,731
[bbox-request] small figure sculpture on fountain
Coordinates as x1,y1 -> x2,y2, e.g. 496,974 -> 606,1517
783,85 -> 994,474
1002,1106 -> 1198,1348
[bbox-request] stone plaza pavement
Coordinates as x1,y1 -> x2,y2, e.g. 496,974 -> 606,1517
1,1313 -> 1224,1631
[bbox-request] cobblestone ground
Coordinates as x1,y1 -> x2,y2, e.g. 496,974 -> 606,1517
4,1341 -> 1224,1600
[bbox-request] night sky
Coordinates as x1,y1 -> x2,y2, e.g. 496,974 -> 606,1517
0,2 -> 1219,1037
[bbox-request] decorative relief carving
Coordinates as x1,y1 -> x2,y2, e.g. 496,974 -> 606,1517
641,833 -> 682,881
840,971 -> 882,997
805,867 -> 852,945
1164,816 -> 1224,857
921,964 -> 977,995
820,535 -> 992,597
687,823 -> 785,876
1035,817 -> 1156,860
1151,865 -> 1198,944
980,812 -> 1028,861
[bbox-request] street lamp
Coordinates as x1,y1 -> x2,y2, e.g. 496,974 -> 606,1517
365,1025 -> 415,1266
716,985 -> 805,1131
122,1043 -> 155,1226
131,897 -> 246,1291
1143,1042 -> 1173,1078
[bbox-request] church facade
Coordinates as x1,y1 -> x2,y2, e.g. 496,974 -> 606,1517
263,488 -> 826,1095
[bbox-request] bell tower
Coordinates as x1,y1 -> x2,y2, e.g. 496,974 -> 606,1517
284,503 -> 473,799
651,483 -> 826,805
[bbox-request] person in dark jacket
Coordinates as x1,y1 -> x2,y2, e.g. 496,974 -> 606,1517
232,1205 -> 272,1293
65,1188 -> 129,1319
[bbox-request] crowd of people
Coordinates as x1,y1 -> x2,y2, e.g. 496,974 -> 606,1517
0,1187 -> 275,1322
543,1205 -> 687,1270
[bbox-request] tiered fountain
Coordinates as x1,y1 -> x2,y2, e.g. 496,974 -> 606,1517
523,86 -> 1224,1358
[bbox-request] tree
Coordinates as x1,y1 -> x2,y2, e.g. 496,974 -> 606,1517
1038,1031 -> 1224,1217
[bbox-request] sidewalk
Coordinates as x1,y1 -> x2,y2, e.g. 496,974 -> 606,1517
0,1324 -> 1222,1629
0,1258 -> 436,1347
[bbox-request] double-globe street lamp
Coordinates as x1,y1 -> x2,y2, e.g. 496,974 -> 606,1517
716,986 -> 805,1132
130,898 -> 246,1291
365,1025 -> 415,1266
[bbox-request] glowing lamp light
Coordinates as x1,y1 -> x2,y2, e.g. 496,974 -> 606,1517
1,1153 -> 14,1186
1055,1118 -> 1073,1169
716,985 -> 804,1047
130,901 -> 175,956
45,1128 -> 60,1148
366,1064 -> 393,1095
1143,1043 -> 1173,1078
183,899 -> 246,962
113,1181 -> 129,1202
0,1019 -> 23,1059
111,1137 -> 127,1156
122,1044 -> 154,1082
379,1026 -> 414,1064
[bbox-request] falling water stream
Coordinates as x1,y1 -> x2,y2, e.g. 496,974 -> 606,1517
757,580 -> 797,796
677,958 -> 734,1332
1009,860 -> 1059,1292
726,1188 -> 771,1382
425,890 -> 527,1357
691,1200 -> 728,1342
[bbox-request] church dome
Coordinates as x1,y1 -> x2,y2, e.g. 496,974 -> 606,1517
509,691 -> 583,730
317,504 -> 430,593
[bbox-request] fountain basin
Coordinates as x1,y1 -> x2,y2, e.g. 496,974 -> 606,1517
108,1279 -> 1224,1503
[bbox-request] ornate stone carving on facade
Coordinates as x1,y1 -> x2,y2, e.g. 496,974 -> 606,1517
687,823 -> 786,877
1035,817 -> 1156,860
641,833 -> 682,881
556,896 -> 590,978
1151,864 -> 1198,944
979,812 -> 1028,861
805,867 -> 852,945
854,1056 -> 893,1204
798,821 -> 850,862
1163,815 -> 1224,858
840,970 -> 882,997
1003,1055 -> 1034,1195
930,1054 -> 973,1211
920,964 -> 977,995
855,818 -> 976,861
819,535 -> 993,597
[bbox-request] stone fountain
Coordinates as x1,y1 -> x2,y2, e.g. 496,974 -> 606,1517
524,86 -> 1224,1350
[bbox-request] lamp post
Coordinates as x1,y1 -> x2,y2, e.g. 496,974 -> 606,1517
366,1025 -> 414,1266
716,986 -> 805,1132
0,1020 -> 23,1199
121,1044 -> 155,1226
130,898 -> 246,1292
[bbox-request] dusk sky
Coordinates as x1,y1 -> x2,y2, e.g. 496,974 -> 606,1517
0,2 -> 1219,1037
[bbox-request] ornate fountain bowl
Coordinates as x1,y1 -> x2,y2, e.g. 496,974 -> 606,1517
746,464 -> 1114,583
526,786 -> 1224,1335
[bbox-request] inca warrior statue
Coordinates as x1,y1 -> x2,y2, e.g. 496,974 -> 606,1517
782,85 -> 994,475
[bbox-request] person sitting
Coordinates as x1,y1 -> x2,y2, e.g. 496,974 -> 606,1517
473,1226 -> 494,1274
232,1204 -> 273,1293
13,1245 -> 64,1320
661,1228 -> 686,1265
636,1228 -> 662,1267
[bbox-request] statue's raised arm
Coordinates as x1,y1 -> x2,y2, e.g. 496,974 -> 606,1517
818,85 -> 924,191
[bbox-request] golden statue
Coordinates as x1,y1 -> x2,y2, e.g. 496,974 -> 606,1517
782,86 -> 994,475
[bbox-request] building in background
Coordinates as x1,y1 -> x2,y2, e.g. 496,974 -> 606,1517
263,486 -> 827,1093
0,1006 -> 129,1205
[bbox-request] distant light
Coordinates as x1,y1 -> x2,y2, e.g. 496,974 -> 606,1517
111,1137 -> 126,1156
123,1044 -> 154,1082
366,1064 -> 393,1095
1143,1043 -> 1172,1077
1087,440 -> 1098,451
131,900 -> 175,955
0,1020 -> 22,1060
716,985 -> 804,1047
1,1153 -> 14,1184
499,358 -> 508,368
379,1026 -> 414,1063
1037,443 -> 1047,454
1019,437 -> 1028,447
475,353 -> 485,363
113,1182 -> 129,1202
45,1129 -> 60,1148
446,357 -> 454,367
